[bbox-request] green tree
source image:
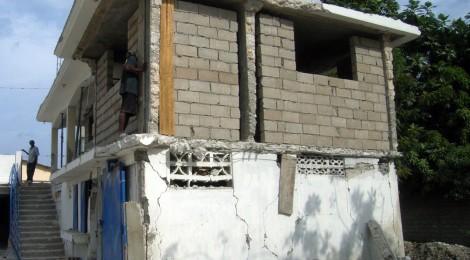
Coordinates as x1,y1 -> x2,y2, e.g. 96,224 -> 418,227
395,1 -> 470,200
321,0 -> 399,17
323,0 -> 470,200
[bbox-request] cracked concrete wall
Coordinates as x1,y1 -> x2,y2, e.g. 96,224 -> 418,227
142,151 -> 404,259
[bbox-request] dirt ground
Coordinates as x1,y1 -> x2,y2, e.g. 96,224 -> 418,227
405,241 -> 470,259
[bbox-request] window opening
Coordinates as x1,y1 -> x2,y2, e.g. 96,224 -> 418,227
293,18 -> 355,80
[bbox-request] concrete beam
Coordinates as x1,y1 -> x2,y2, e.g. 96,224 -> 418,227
278,154 -> 296,215
51,127 -> 59,172
125,202 -> 145,260
368,220 -> 397,260
66,106 -> 77,163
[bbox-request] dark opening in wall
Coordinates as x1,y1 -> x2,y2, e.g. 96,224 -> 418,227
111,50 -> 127,89
86,106 -> 94,142
294,22 -> 353,80
0,195 -> 10,249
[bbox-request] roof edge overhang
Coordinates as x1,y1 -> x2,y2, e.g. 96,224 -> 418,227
37,59 -> 91,124
260,1 -> 420,46
320,4 -> 420,47
54,0 -> 100,58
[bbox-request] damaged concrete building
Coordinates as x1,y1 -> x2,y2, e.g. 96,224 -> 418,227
36,0 -> 420,259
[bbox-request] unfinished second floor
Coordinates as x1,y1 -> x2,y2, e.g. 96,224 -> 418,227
37,0 -> 420,170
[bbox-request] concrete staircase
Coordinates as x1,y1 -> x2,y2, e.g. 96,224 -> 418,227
19,183 -> 66,260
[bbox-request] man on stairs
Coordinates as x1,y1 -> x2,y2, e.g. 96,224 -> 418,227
21,140 -> 40,184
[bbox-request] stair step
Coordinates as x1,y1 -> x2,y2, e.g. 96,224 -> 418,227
22,237 -> 63,244
17,183 -> 65,259
20,214 -> 57,221
22,242 -> 64,251
21,225 -> 61,233
19,209 -> 57,215
23,258 -> 66,260
20,217 -> 59,224
21,230 -> 61,238
20,194 -> 53,199
20,182 -> 51,186
20,186 -> 51,189
21,248 -> 66,258
22,258 -> 66,260
20,186 -> 51,191
20,189 -> 51,194
20,191 -> 52,195
20,207 -> 56,212
19,200 -> 55,206
20,204 -> 56,211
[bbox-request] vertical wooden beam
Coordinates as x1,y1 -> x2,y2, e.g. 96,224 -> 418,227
51,127 -> 58,172
159,0 -> 175,135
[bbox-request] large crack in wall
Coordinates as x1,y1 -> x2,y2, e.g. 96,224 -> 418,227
233,191 -> 251,259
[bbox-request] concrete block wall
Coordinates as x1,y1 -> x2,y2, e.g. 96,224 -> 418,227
257,13 -> 390,150
173,0 -> 240,141
350,36 -> 385,85
95,51 -> 121,146
94,10 -> 141,147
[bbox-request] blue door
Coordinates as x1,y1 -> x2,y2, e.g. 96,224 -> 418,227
102,162 -> 126,259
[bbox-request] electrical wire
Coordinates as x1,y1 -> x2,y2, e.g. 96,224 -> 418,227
0,87 -> 49,90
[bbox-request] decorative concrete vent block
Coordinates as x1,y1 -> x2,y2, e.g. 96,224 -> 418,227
169,151 -> 232,187
297,155 -> 345,176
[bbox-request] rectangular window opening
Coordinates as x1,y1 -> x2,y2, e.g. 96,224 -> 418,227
294,22 -> 353,80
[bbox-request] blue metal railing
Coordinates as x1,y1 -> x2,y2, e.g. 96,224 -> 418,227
9,165 -> 21,259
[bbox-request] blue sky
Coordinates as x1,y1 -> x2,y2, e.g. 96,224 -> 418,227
0,0 -> 73,165
0,0 -> 468,166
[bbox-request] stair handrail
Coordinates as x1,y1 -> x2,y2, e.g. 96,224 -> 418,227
9,165 -> 21,259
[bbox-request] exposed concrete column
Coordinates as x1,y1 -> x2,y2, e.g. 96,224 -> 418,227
66,106 -> 77,163
51,127 -> 58,172
125,202 -> 146,260
381,35 -> 398,151
147,0 -> 163,134
138,0 -> 147,134
239,0 -> 263,141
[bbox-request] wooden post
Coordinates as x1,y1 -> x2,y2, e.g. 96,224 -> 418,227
159,0 -> 175,135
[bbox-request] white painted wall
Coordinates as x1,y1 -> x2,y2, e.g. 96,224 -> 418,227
144,151 -> 405,259
60,182 -> 75,230
0,154 -> 15,184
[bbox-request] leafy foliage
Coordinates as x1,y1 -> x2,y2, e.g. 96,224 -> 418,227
323,0 -> 470,200
395,1 -> 470,200
321,0 -> 399,17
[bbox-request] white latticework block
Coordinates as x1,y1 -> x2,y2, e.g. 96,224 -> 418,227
169,151 -> 232,187
297,155 -> 345,176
